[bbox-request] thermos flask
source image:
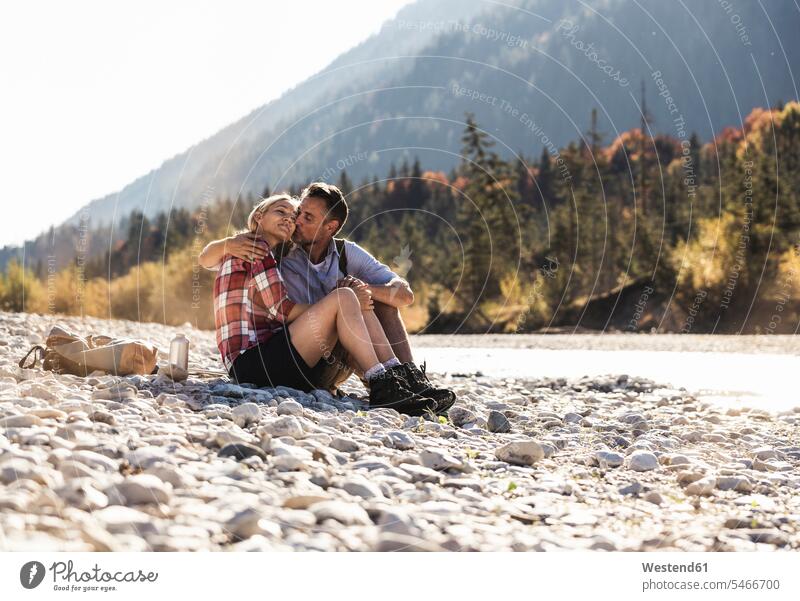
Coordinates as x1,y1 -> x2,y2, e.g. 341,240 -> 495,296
169,333 -> 189,373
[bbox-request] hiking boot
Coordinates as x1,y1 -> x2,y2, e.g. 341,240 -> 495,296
367,370 -> 437,417
388,361 -> 456,415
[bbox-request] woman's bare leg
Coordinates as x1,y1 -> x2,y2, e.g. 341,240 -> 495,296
288,288 -> 380,371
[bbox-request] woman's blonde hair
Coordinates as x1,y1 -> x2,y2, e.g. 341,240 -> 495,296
246,193 -> 299,233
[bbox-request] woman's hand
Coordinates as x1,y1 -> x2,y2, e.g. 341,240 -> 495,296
225,232 -> 269,262
337,276 -> 373,311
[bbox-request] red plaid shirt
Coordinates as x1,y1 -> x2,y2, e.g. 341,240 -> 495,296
213,250 -> 296,372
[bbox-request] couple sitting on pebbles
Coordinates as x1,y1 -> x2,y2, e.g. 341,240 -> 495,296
199,182 -> 455,418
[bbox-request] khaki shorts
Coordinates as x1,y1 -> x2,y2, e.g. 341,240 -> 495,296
309,341 -> 357,393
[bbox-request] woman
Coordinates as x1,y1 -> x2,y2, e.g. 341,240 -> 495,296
212,194 -> 437,416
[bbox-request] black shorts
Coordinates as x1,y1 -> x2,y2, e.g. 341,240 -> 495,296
229,328 -> 316,392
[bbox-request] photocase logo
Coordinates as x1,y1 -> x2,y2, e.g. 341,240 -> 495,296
20,561 -> 46,589
389,245 -> 413,301
391,245 -> 413,278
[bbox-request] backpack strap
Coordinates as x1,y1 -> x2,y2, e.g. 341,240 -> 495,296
18,345 -> 45,370
334,238 -> 348,277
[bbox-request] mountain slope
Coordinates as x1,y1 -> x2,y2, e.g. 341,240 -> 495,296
5,0 -> 799,271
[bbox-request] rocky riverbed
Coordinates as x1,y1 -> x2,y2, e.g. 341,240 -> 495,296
1,311 -> 799,551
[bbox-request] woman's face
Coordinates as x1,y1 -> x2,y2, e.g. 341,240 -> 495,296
255,200 -> 297,242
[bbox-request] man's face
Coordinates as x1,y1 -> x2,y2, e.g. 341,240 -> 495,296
293,197 -> 337,247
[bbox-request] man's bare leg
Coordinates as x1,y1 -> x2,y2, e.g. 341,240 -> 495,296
373,301 -> 414,364
362,310 -> 395,363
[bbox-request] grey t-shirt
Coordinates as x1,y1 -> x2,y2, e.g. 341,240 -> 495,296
280,238 -> 398,304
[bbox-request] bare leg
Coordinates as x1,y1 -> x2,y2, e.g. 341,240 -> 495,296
373,301 -> 414,363
362,310 -> 395,364
288,288 -> 380,371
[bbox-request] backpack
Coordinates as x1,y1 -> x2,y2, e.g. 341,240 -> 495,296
19,324 -> 160,377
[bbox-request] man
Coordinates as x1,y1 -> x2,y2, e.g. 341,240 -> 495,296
199,182 -> 455,410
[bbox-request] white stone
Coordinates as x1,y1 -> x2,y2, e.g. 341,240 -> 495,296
330,436 -> 360,453
308,501 -> 372,525
386,430 -> 415,450
686,476 -> 716,496
341,476 -> 385,500
110,474 -> 172,505
124,446 -> 171,469
260,416 -> 304,439
627,450 -> 659,472
27,408 -> 67,420
93,505 -> 154,531
716,476 -> 753,492
232,402 -> 261,428
71,450 -> 118,473
0,414 -> 42,428
419,449 -> 465,471
495,440 -> 544,466
276,400 -> 304,416
270,441 -> 312,471
226,507 -> 282,540
595,450 -> 624,469
448,406 -> 477,427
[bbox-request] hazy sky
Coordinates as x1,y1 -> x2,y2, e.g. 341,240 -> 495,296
0,0 -> 413,247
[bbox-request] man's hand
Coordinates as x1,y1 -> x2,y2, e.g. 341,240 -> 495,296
225,232 -> 269,263
337,276 -> 373,310
336,275 -> 364,289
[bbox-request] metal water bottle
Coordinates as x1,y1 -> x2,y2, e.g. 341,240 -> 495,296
169,333 -> 189,372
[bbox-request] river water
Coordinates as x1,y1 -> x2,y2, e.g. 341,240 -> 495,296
411,335 -> 800,414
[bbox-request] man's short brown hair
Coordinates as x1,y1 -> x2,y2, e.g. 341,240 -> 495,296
300,182 -> 348,235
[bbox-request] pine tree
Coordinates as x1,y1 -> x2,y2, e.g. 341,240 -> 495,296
407,157 -> 429,210
456,113 -> 520,307
337,169 -> 352,196
534,147 -> 555,210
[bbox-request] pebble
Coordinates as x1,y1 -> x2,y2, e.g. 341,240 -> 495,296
258,416 -> 305,439
595,450 -> 625,469
619,481 -> 643,496
627,451 -> 659,472
124,447 -> 171,469
487,410 -> 511,433
218,443 -> 267,462
109,474 -> 172,505
399,463 -> 443,484
276,400 -> 304,416
716,476 -> 753,493
448,406 -> 477,427
0,414 -> 42,428
330,437 -> 360,453
685,476 -> 716,496
495,441 -> 544,466
232,403 -> 261,427
386,430 -> 415,450
90,410 -> 117,425
27,408 -> 67,420
308,501 -> 372,526
374,533 -> 445,552
225,508 -> 282,540
93,505 -> 158,534
1,311 -> 798,552
341,476 -> 385,500
419,449 -> 465,472
644,491 -> 664,505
